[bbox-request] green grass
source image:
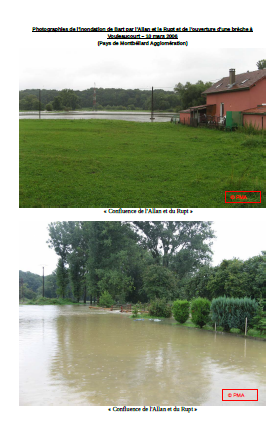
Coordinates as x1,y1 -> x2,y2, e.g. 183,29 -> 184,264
178,319 -> 265,339
19,119 -> 266,207
130,315 -> 265,338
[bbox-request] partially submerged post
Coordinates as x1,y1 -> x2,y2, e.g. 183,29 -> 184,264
245,317 -> 248,336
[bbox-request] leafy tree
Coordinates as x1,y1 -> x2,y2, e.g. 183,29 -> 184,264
45,103 -> 53,111
48,221 -> 143,303
60,89 -> 80,110
256,59 -> 266,69
206,253 -> 266,300
180,265 -> 214,300
56,258 -> 68,298
174,80 -> 213,109
142,264 -> 178,301
207,258 -> 246,299
19,270 -> 42,293
252,296 -> 266,334
132,221 -> 214,269
241,252 -> 266,299
98,290 -> 114,307
52,96 -> 63,110
44,272 -> 57,298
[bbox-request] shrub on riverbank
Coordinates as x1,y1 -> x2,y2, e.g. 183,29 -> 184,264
172,300 -> 190,324
98,291 -> 114,308
211,296 -> 258,332
191,297 -> 211,328
148,298 -> 172,318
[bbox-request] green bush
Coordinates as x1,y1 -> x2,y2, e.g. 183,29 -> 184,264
131,304 -> 139,318
45,103 -> 53,111
148,298 -> 172,318
172,300 -> 190,324
252,297 -> 266,334
211,296 -> 258,332
191,297 -> 211,328
98,290 -> 114,308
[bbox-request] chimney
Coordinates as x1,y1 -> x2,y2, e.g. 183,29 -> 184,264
229,68 -> 235,85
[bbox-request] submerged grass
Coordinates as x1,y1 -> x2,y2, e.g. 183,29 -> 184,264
19,120 -> 266,207
25,297 -> 79,305
131,314 -> 265,339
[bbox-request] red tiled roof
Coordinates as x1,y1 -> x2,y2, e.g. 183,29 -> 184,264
242,105 -> 266,114
202,69 -> 266,94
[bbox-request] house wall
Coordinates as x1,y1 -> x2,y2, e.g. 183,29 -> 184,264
243,114 -> 266,129
206,78 -> 266,116
180,112 -> 190,125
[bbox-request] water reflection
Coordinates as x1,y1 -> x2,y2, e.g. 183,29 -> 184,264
19,306 -> 266,406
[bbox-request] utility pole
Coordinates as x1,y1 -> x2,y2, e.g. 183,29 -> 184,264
42,266 -> 45,297
39,89 -> 41,119
150,86 -> 155,121
40,264 -> 47,297
93,83 -> 96,110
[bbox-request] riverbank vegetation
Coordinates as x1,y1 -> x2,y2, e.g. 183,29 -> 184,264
19,120 -> 266,208
131,296 -> 265,338
19,87 -> 182,112
19,221 -> 266,334
24,297 -> 79,305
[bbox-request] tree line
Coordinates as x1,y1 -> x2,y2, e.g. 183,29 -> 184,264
19,222 -> 265,306
19,82 -> 213,112
19,87 -> 182,112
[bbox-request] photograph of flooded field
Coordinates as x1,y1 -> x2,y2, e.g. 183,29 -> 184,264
19,305 -> 265,406
19,48 -> 266,208
19,221 -> 266,406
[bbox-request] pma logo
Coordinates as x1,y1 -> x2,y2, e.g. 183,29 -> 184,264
228,393 -> 245,398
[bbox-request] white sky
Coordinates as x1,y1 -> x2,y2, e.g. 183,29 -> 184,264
19,221 -> 265,276
19,48 -> 265,92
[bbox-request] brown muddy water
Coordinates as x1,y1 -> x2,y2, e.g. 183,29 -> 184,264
19,305 -> 266,406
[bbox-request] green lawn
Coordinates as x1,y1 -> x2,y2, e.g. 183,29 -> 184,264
19,119 -> 266,208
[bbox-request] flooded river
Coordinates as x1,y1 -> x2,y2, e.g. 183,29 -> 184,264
19,305 -> 266,406
19,111 -> 177,122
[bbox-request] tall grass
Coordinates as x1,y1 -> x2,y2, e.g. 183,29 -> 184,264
237,121 -> 266,136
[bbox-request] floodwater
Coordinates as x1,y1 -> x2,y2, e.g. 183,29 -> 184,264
19,305 -> 266,406
19,111 -> 177,122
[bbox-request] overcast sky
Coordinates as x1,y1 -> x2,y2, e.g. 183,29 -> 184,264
19,48 -> 266,92
19,221 -> 265,276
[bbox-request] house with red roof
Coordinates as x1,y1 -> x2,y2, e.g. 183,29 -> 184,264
179,68 -> 266,129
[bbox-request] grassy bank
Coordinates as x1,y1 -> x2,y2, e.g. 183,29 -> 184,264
132,314 -> 265,339
178,318 -> 266,339
19,119 -> 266,207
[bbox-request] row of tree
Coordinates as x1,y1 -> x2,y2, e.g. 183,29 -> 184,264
19,222 -> 265,306
19,60 -> 266,112
19,88 -> 182,112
